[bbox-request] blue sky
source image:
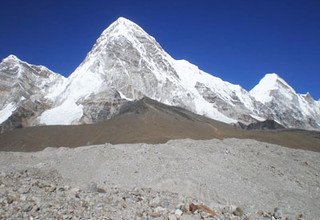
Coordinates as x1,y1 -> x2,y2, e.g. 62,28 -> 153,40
1,0 -> 319,99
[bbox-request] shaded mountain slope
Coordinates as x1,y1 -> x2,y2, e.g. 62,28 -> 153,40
0,97 -> 319,152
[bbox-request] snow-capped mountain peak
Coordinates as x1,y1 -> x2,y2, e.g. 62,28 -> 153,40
3,54 -> 20,61
1,17 -> 319,131
250,73 -> 320,129
250,73 -> 295,104
0,56 -> 66,128
100,17 -> 154,41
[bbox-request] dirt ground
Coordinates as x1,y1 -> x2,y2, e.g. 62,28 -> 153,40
0,98 -> 319,152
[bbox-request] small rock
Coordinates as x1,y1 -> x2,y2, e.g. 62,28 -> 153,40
70,187 -> 81,198
189,203 -> 217,217
48,185 -> 56,193
175,202 -> 185,209
6,195 -> 16,204
81,200 -> 89,208
285,217 -> 295,220
62,215 -> 72,220
58,187 -> 66,192
168,214 -> 177,220
149,212 -> 161,218
296,213 -> 304,220
233,207 -> 244,217
179,215 -> 200,220
0,171 -> 6,177
222,205 -> 236,214
273,207 -> 282,219
97,186 -> 107,193
23,204 -> 33,212
257,210 -> 272,218
149,196 -> 161,208
175,209 -> 183,216
18,186 -> 30,194
134,212 -> 143,220
154,206 -> 167,214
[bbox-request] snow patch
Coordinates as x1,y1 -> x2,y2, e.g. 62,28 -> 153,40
250,114 -> 266,122
118,91 -> 134,101
39,100 -> 83,125
0,103 -> 16,124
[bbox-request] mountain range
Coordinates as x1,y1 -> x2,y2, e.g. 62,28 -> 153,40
1,17 -> 319,132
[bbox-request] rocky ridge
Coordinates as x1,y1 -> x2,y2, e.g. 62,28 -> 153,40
0,55 -> 66,132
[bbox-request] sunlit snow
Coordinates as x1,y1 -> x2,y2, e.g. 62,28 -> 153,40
0,103 -> 16,124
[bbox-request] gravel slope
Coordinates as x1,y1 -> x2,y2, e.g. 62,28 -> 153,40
0,138 -> 319,219
1,98 -> 320,153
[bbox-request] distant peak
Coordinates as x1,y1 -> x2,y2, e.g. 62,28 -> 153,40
259,73 -> 290,88
261,73 -> 282,81
2,54 -> 20,62
250,72 -> 295,104
115,17 -> 135,25
107,17 -> 140,31
302,92 -> 314,101
99,17 -> 146,39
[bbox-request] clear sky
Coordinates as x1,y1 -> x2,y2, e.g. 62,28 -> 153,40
1,0 -> 319,99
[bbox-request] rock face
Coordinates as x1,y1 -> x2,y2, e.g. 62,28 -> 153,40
250,73 -> 320,130
1,17 -> 319,130
0,55 -> 66,132
237,119 -> 286,130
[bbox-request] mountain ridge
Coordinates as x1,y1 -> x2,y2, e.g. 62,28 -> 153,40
1,17 -> 319,131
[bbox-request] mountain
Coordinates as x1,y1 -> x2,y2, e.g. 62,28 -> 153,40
38,17 -> 263,125
250,73 -> 320,129
40,17 -> 255,125
0,55 -> 66,132
1,17 -> 319,131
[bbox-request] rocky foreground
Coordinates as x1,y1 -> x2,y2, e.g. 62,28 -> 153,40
0,138 -> 319,219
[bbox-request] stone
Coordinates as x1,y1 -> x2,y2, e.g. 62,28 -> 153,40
18,186 -> 30,194
189,203 -> 217,217
285,217 -> 295,220
97,186 -> 107,193
48,185 -> 57,193
6,195 -> 16,204
222,205 -> 236,214
168,214 -> 177,220
233,207 -> 244,217
149,196 -> 161,208
175,209 -> 183,216
134,213 -> 143,220
273,207 -> 282,219
149,212 -> 161,217
23,204 -> 33,212
0,171 -> 6,177
179,215 -> 200,220
154,206 -> 167,214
